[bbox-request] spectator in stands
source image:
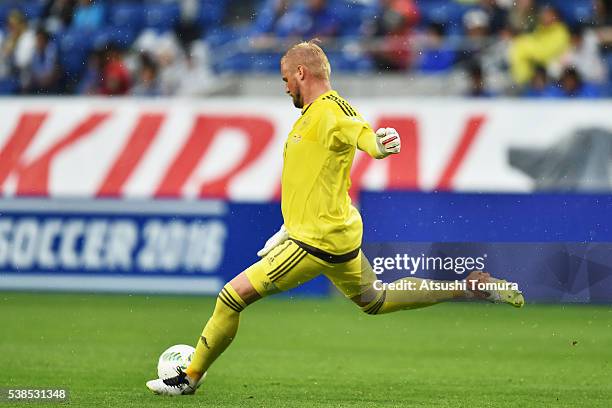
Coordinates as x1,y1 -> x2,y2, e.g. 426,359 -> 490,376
464,9 -> 490,41
175,0 -> 203,51
465,62 -> 494,97
478,0 -> 508,34
417,23 -> 456,73
250,0 -> 291,48
507,0 -> 537,34
594,0 -> 612,50
42,0 -> 77,33
594,0 -> 612,26
22,28 -> 60,94
275,0 -> 338,39
546,66 -> 601,98
459,9 -> 491,67
77,48 -> 103,94
152,33 -> 186,96
174,42 -> 220,96
1,10 -> 35,78
99,43 -> 131,95
550,25 -> 608,86
255,0 -> 290,34
0,28 -> 15,93
509,5 -> 570,86
367,0 -> 420,71
72,0 -> 105,31
522,64 -> 551,97
132,53 -> 161,97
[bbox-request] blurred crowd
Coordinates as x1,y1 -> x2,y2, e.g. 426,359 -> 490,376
1,0 -> 612,97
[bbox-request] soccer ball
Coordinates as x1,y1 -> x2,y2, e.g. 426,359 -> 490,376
157,344 -> 195,380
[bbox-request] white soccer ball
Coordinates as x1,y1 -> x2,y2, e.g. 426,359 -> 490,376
157,344 -> 196,380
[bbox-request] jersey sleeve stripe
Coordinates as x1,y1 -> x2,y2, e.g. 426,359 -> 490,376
338,99 -> 357,116
325,96 -> 351,116
327,95 -> 357,117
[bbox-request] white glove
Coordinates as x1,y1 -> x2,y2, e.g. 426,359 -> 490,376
257,225 -> 289,257
375,127 -> 401,157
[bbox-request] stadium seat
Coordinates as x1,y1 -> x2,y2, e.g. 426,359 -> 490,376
199,0 -> 227,28
416,0 -> 471,30
109,2 -> 144,32
326,50 -> 372,72
0,78 -> 19,95
143,3 -> 180,33
58,29 -> 93,79
214,53 -> 252,73
93,26 -> 137,49
331,0 -> 374,37
250,52 -> 283,72
20,1 -> 44,21
543,0 -> 594,26
0,5 -> 9,29
604,52 -> 612,96
204,26 -> 241,47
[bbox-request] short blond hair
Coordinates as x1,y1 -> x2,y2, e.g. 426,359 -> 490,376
281,39 -> 331,80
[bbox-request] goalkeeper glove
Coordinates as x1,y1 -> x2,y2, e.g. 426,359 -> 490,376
257,225 -> 289,257
375,127 -> 401,157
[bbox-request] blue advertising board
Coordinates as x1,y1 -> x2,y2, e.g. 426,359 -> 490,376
0,199 -> 328,295
3,192 -> 612,301
360,191 -> 612,303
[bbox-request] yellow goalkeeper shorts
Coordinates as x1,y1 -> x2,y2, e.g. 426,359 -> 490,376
244,239 -> 377,299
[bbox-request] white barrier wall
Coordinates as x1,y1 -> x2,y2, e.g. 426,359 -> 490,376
1,98 -> 611,200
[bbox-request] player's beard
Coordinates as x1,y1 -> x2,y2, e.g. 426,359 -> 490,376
291,89 -> 303,108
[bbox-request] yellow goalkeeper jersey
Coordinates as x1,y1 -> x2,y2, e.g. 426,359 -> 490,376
281,90 -> 379,256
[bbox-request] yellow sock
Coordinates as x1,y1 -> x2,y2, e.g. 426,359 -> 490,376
362,278 -> 464,315
186,284 -> 246,378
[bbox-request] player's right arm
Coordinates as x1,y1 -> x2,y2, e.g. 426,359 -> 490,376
357,127 -> 401,159
324,106 -> 401,159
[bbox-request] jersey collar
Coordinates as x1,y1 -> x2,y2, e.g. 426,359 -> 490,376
301,89 -> 337,115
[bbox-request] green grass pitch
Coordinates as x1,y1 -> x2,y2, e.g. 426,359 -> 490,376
1,292 -> 611,407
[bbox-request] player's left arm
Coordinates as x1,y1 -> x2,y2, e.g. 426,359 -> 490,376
357,127 -> 401,159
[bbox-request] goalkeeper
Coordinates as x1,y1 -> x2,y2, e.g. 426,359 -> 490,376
146,40 -> 524,395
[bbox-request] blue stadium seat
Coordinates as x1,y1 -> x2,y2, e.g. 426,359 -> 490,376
0,5 -> 9,29
416,0 -> 470,29
93,26 -> 136,49
326,50 -> 373,72
143,3 -> 180,33
250,52 -> 282,72
58,29 -> 93,79
110,3 -> 144,32
214,53 -> 252,73
20,1 -> 44,21
199,0 -> 227,27
335,0 -> 379,38
543,0 -> 594,26
204,26 -> 241,47
604,52 -> 612,96
0,78 -> 19,95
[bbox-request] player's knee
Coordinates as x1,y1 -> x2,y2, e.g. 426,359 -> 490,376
217,283 -> 247,313
229,272 -> 262,304
360,289 -> 387,316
